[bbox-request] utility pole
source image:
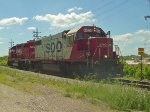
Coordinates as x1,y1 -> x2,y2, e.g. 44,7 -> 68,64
33,28 -> 41,40
144,16 -> 150,20
9,39 -> 14,48
145,16 -> 150,30
144,0 -> 150,54
145,0 -> 150,28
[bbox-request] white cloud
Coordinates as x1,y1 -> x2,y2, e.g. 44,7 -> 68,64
18,32 -> 24,36
113,29 -> 150,55
135,29 -> 150,35
0,42 -> 3,44
0,27 -> 4,30
27,27 -> 36,31
6,27 -> 11,29
67,7 -> 82,12
113,29 -> 150,42
0,17 -> 28,26
113,33 -> 133,42
0,38 -> 4,44
33,11 -> 95,28
0,26 -> 11,30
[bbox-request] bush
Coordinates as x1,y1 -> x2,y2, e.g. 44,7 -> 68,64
0,56 -> 8,65
123,64 -> 150,79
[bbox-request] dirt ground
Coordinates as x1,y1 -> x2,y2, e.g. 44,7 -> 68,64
0,83 -> 121,112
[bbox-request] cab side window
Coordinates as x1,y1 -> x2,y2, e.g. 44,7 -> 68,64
77,32 -> 82,40
84,33 -> 91,38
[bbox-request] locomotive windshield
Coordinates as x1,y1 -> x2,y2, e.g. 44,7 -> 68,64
77,32 -> 106,39
84,33 -> 101,38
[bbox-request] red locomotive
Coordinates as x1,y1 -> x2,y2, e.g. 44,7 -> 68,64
8,25 -> 123,78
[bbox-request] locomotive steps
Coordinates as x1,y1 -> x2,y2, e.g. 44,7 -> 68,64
0,66 -> 150,111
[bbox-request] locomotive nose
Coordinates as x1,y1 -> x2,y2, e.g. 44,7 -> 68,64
89,37 -> 113,60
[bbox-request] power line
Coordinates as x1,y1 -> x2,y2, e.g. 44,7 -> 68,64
93,0 -> 130,25
95,0 -> 142,25
144,0 -> 150,29
96,0 -> 127,17
93,0 -> 115,13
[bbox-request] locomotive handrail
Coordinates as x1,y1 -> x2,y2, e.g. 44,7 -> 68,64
92,46 -> 101,59
91,46 -> 100,68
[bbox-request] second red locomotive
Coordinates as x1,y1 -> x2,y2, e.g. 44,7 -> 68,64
8,25 -> 123,78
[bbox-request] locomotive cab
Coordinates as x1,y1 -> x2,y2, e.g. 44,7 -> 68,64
71,26 -> 117,62
66,26 -> 123,78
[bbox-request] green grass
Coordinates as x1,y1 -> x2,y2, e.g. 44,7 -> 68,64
65,82 -> 150,111
0,56 -> 8,65
0,66 -> 150,111
0,66 -> 69,93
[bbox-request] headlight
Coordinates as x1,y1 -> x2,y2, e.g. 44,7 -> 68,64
104,55 -> 107,58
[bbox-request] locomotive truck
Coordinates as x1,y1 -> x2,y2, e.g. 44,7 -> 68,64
8,25 -> 123,78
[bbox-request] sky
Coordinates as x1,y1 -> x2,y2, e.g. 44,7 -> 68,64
0,0 -> 149,56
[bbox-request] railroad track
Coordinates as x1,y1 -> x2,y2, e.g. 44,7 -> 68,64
113,78 -> 150,90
